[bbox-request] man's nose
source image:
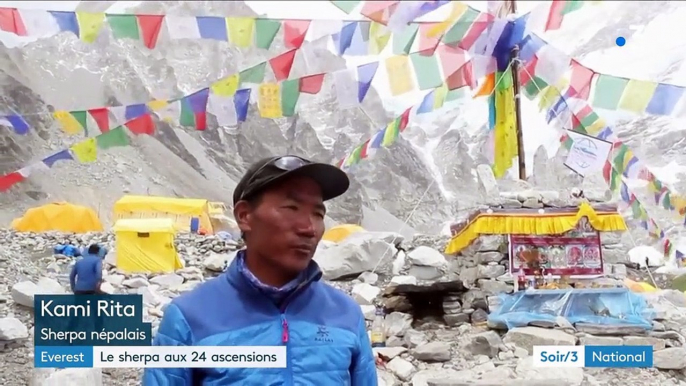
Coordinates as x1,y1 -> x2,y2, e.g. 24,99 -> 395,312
293,214 -> 316,237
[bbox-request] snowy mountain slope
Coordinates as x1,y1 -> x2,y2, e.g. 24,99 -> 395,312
0,1 -> 685,242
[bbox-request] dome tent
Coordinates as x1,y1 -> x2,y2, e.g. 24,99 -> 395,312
12,202 -> 103,233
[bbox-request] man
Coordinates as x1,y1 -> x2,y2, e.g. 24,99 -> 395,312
144,155 -> 377,385
69,243 -> 105,295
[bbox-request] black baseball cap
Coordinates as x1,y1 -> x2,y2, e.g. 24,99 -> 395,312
232,155 -> 350,205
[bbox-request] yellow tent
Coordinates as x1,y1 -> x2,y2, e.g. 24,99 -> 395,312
323,224 -> 365,243
624,278 -> 658,293
12,202 -> 103,233
113,195 -> 214,234
112,218 -> 183,274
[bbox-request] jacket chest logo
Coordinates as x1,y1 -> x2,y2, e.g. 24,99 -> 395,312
315,325 -> 333,343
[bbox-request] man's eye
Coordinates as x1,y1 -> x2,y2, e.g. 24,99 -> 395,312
284,205 -> 298,211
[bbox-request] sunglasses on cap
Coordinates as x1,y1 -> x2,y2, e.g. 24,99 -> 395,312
238,156 -> 310,202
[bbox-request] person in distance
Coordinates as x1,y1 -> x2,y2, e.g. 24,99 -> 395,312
69,243 -> 106,295
143,155 -> 378,385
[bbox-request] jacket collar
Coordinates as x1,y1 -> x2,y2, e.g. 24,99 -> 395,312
225,249 -> 323,297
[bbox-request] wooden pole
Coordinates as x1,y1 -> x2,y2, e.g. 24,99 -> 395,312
505,0 -> 527,180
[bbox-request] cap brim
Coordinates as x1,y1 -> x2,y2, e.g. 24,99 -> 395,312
280,163 -> 350,201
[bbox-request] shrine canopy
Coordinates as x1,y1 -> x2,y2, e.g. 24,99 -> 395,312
444,202 -> 627,255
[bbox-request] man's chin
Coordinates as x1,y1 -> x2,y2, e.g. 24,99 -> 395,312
280,255 -> 312,274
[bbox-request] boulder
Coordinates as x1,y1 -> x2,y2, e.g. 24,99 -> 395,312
503,327 -> 576,354
314,237 -> 397,280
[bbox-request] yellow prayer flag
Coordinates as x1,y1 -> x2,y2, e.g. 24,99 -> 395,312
155,100 -> 181,123
70,137 -> 98,163
211,74 -> 240,97
427,2 -> 467,38
386,55 -> 415,96
147,100 -> 169,112
433,83 -> 448,109
618,80 -> 658,114
53,111 -> 83,134
258,83 -> 283,118
76,12 -> 105,43
585,118 -> 606,136
492,84 -> 518,179
369,22 -> 391,55
226,17 -> 255,48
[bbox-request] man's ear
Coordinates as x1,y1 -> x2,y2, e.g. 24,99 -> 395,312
233,201 -> 252,234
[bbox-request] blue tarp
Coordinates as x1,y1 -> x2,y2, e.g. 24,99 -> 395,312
488,288 -> 655,330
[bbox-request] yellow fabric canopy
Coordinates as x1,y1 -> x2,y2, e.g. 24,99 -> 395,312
445,202 -> 627,255
323,224 -> 365,243
113,195 -> 213,233
12,202 -> 103,233
113,218 -> 183,274
623,278 -> 658,293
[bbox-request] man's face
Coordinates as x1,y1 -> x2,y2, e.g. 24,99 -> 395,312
235,176 -> 326,274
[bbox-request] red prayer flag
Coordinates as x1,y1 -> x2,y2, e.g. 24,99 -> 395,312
359,140 -> 370,159
0,172 -> 24,191
283,20 -> 310,49
0,8 -> 26,36
299,74 -> 326,94
88,108 -> 110,133
418,23 -> 442,54
569,60 -> 595,100
437,44 -> 467,79
269,49 -> 297,81
446,61 -> 475,90
126,114 -> 155,135
137,15 -> 164,49
398,108 -> 411,132
458,12 -> 492,51
194,112 -> 207,131
545,0 -> 567,31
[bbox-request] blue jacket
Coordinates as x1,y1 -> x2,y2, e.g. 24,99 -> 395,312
69,254 -> 103,292
143,256 -> 378,386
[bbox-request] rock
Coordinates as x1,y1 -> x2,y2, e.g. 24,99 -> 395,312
578,335 -> 623,346
36,277 -> 66,294
470,309 -> 488,324
475,252 -> 503,264
623,336 -> 665,351
99,282 -> 116,294
11,281 -> 40,308
42,368 -> 103,385
314,237 -> 397,280
404,329 -> 428,348
476,164 -> 499,198
407,246 -> 447,267
444,313 -> 470,326
0,317 -> 29,340
121,277 -> 149,289
575,323 -> 647,336
361,305 -> 376,321
514,357 -> 583,386
654,347 -> 686,370
351,283 -> 380,305
503,327 -> 576,354
203,251 -> 234,272
374,346 -> 407,360
387,357 -> 416,381
467,330 -> 502,358
413,342 -> 451,362
104,274 -> 125,286
357,272 -> 378,284
477,265 -> 505,279
390,275 -> 417,285
408,265 -> 444,280
149,274 -> 184,288
377,369 -> 400,386
385,312 -> 413,337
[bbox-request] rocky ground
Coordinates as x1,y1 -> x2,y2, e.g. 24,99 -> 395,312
1,229 -> 686,385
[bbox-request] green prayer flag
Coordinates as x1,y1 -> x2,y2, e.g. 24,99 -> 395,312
442,7 -> 479,45
96,126 -> 130,149
579,112 -> 599,129
445,88 -> 467,102
107,14 -> 140,40
70,111 -> 89,135
563,136 -> 574,150
562,0 -> 584,15
612,145 -> 629,174
255,19 -> 281,49
239,62 -> 267,84
592,74 -> 629,110
331,1 -> 360,13
522,77 -> 548,99
410,53 -> 443,90
630,200 -> 642,219
281,79 -> 300,117
392,24 -> 418,55
179,99 -> 196,127
496,68 -> 513,91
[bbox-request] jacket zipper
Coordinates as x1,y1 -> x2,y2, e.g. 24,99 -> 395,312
281,314 -> 289,343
